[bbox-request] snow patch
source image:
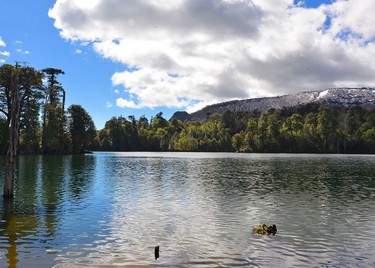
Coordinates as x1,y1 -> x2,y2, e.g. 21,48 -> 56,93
318,90 -> 329,99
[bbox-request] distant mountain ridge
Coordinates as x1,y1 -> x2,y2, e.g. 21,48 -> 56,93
172,87 -> 375,121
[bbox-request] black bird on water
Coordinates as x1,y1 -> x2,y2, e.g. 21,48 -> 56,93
154,245 -> 160,260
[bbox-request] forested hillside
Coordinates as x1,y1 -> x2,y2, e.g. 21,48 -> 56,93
96,105 -> 375,154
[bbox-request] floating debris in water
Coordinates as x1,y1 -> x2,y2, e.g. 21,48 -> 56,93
252,224 -> 277,235
154,245 -> 159,260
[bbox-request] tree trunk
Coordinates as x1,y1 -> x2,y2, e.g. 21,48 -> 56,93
3,67 -> 20,198
62,89 -> 65,111
41,103 -> 47,154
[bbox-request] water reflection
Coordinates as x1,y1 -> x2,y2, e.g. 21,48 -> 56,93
0,153 -> 374,267
0,155 -> 97,267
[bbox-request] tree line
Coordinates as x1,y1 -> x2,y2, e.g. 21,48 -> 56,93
96,104 -> 375,154
1,63 -> 375,156
0,63 -> 96,155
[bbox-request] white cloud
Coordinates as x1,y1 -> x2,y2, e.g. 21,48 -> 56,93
49,0 -> 375,112
116,98 -> 142,109
0,36 -> 5,47
328,0 -> 375,40
75,49 -> 82,54
0,59 -> 5,63
16,49 -> 30,55
0,51 -> 10,56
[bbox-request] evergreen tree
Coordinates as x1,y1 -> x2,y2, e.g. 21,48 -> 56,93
41,68 -> 67,154
68,104 -> 96,153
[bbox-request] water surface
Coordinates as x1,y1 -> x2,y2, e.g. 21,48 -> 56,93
0,153 -> 374,267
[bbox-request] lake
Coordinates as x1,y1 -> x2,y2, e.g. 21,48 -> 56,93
0,152 -> 375,267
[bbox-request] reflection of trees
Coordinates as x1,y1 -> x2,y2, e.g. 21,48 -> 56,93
1,155 -> 62,267
68,155 -> 95,201
1,199 -> 38,268
0,154 -> 96,266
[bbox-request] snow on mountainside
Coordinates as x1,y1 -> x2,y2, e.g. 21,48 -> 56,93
172,88 -> 375,121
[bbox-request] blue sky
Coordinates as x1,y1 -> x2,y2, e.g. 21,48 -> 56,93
300,0 -> 332,8
0,0 -> 159,129
1,0 -> 375,129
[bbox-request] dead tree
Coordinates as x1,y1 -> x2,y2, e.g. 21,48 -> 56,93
3,65 -> 20,198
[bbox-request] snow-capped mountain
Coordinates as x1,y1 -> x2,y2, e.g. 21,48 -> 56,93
172,88 -> 375,121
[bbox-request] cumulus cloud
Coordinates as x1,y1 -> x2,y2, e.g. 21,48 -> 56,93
0,51 -> 10,57
116,98 -> 142,109
49,0 -> 375,112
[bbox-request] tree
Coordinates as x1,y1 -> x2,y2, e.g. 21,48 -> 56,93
232,131 -> 244,152
151,112 -> 169,129
317,106 -> 336,152
41,68 -> 66,154
1,64 -> 44,154
156,128 -> 168,150
303,112 -> 319,152
221,110 -> 236,134
266,110 -> 282,152
343,106 -> 364,152
281,113 -> 304,152
108,117 -> 126,150
41,68 -> 65,108
176,135 -> 198,151
18,67 -> 44,153
3,65 -> 20,198
0,64 -> 43,125
257,113 -> 268,151
68,105 -> 96,153
362,127 -> 375,153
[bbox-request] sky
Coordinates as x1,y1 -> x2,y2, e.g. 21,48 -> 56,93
1,0 -> 375,129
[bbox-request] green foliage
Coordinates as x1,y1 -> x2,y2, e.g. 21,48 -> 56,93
2,64 -> 375,155
0,63 -> 97,155
41,67 -> 67,154
175,135 -> 199,151
98,105 -> 375,154
68,104 -> 96,153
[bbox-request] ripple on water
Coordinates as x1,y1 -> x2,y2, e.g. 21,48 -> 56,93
1,153 -> 375,267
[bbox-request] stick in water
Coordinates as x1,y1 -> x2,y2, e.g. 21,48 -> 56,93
154,245 -> 159,260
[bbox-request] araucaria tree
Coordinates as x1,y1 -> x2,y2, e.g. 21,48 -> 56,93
41,68 -> 68,154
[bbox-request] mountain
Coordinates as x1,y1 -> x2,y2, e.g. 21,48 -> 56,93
172,87 -> 375,121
